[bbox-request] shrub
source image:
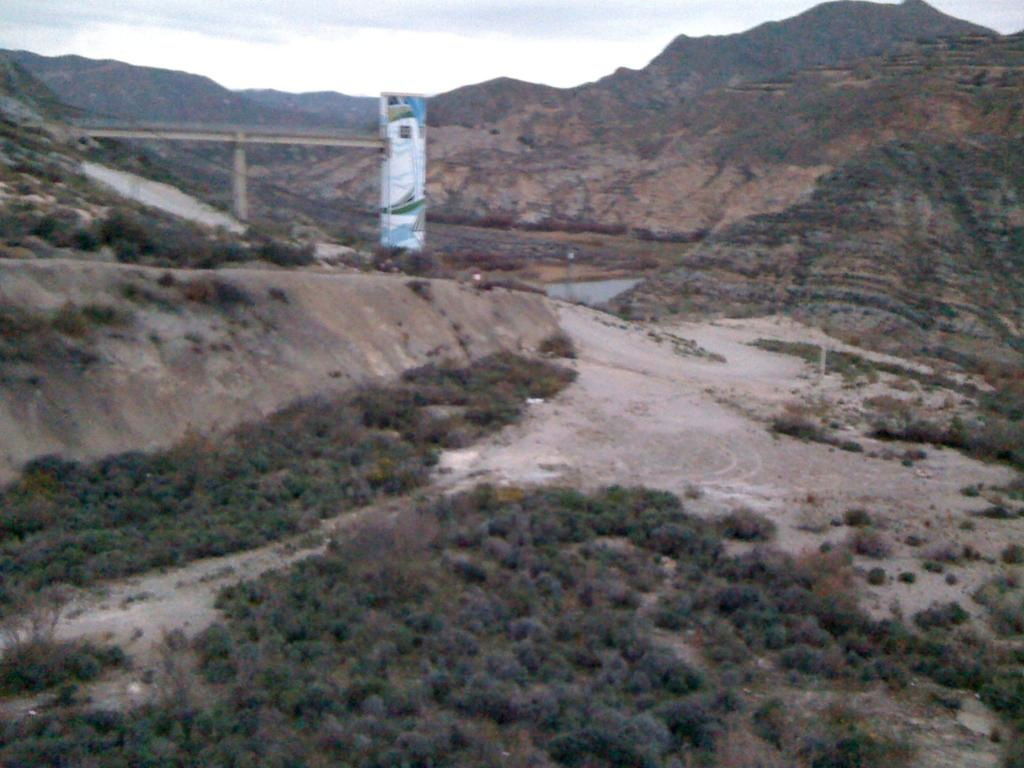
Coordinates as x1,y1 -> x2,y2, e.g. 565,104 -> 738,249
0,592 -> 125,696
974,574 -> 1024,636
979,506 -> 1016,520
913,602 -> 969,631
539,331 -> 577,359
867,567 -> 886,586
752,698 -> 787,748
800,707 -> 914,768
843,509 -> 872,527
50,303 -> 130,337
0,354 -> 574,606
1003,545 -> 1024,565
656,696 -> 724,751
848,530 -> 891,558
254,238 -> 314,267
405,280 -> 433,301
719,508 -> 777,541
771,406 -> 826,442
180,278 -> 252,308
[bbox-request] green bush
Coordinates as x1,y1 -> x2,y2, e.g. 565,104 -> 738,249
0,483 -> 1019,765
867,567 -> 886,585
913,602 -> 969,631
719,508 -> 777,541
843,509 -> 872,527
800,707 -> 913,768
1002,545 -> 1024,565
0,354 -> 574,608
0,639 -> 124,695
539,331 -> 577,359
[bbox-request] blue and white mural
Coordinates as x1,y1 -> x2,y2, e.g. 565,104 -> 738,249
380,94 -> 427,250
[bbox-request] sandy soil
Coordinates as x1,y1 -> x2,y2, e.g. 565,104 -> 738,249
3,302 -> 1019,765
80,162 -> 246,234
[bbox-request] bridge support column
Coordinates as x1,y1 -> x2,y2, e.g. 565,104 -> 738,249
232,136 -> 248,221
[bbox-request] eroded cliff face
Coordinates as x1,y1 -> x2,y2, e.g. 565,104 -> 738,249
622,137 -> 1024,365
311,32 -> 1023,239
0,260 -> 560,483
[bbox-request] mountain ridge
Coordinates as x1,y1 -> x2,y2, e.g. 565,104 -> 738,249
2,50 -> 375,130
431,0 -> 994,126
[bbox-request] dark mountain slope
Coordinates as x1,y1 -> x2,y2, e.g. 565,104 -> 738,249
0,53 -> 74,122
238,89 -> 377,130
625,137 -> 1024,364
431,0 -> 993,126
429,77 -> 570,128
4,50 -> 316,126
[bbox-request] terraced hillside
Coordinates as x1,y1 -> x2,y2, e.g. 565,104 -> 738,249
622,136 -> 1024,366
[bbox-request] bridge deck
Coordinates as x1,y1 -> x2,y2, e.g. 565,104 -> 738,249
65,121 -> 385,149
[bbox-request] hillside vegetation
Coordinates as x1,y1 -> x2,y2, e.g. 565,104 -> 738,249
1,485 -> 1021,766
0,354 -> 574,609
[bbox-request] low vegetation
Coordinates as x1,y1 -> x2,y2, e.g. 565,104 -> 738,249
769,403 -> 863,453
974,573 -> 1024,637
754,338 -> 1024,470
1,196 -> 315,268
1,485 -> 1020,766
0,354 -> 575,611
751,339 -> 953,389
0,590 -> 125,697
0,303 -> 129,373
718,508 -> 776,541
539,331 -> 577,359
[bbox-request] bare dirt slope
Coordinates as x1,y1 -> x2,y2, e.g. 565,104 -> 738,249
0,259 -> 559,483
443,307 -> 1018,622
79,162 -> 245,233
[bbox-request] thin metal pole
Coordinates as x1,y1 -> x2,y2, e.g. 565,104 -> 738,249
232,136 -> 248,221
566,250 -> 575,302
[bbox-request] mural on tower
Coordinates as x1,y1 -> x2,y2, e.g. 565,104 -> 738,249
380,94 -> 427,250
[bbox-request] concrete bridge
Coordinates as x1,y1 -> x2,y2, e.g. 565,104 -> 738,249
58,120 -> 387,221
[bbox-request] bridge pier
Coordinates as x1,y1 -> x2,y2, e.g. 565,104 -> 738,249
232,136 -> 248,221
63,122 -> 387,229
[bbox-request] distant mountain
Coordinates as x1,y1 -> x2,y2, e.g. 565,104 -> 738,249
429,77 -> 570,129
239,89 -> 377,131
0,53 -> 74,122
3,50 -> 322,127
398,29 -> 1020,237
431,0 -> 993,126
596,0 -> 993,105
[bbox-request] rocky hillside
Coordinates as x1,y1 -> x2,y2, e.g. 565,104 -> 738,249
306,4 -> 1016,241
0,56 -> 74,124
6,2 -> 1009,240
584,0 -> 992,110
622,136 -> 1024,365
431,0 -> 992,127
415,29 -> 1022,236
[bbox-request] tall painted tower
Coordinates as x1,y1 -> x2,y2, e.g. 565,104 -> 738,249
380,93 -> 427,250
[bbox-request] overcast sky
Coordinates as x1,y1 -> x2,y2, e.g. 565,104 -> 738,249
2,1 -> 1021,96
